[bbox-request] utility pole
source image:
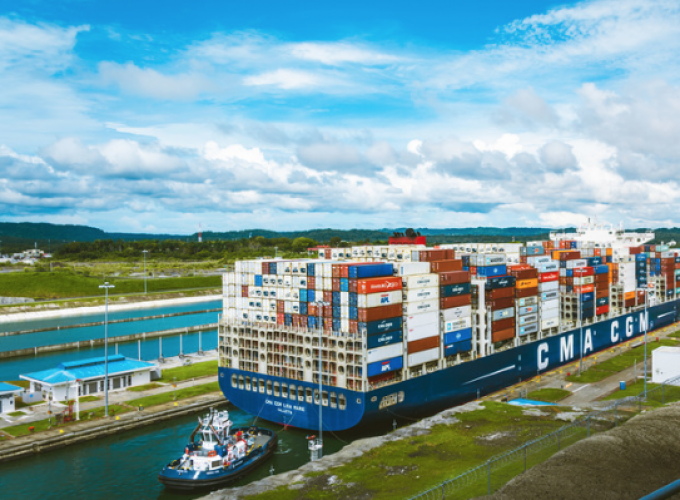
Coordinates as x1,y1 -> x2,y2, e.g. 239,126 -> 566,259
142,250 -> 149,294
99,282 -> 115,417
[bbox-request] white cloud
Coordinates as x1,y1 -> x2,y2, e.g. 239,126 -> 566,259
243,69 -> 329,89
288,42 -> 399,66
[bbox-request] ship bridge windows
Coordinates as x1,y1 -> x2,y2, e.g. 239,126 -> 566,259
313,389 -> 319,404
251,378 -> 257,391
297,386 -> 304,401
322,391 -> 328,407
289,384 -> 295,399
266,380 -> 272,395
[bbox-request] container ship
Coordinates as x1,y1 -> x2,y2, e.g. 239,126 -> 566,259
217,222 -> 680,431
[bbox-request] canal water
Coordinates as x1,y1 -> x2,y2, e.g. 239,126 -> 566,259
0,403 -> 382,500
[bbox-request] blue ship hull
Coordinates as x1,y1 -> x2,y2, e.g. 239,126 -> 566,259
218,299 -> 679,431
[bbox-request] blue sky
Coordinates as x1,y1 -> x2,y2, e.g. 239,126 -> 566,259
1,0 -> 680,233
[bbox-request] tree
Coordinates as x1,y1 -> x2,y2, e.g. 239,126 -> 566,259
329,236 -> 342,247
291,237 -> 318,253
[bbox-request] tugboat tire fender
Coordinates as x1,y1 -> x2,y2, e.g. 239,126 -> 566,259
208,451 -> 217,457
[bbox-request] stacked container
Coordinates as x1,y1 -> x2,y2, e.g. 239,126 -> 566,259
509,265 -> 539,338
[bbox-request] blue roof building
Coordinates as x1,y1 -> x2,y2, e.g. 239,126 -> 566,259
21,355 -> 157,402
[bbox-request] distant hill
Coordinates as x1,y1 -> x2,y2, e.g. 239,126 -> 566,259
0,221 -> 677,253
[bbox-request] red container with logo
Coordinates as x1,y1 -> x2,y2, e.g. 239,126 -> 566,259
439,271 -> 471,285
596,305 -> 610,315
440,295 -> 471,309
539,272 -> 559,283
356,277 -> 402,294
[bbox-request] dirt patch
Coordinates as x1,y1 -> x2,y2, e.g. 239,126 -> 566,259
478,403 -> 680,500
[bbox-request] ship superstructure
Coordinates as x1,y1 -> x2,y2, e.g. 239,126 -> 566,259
218,225 -> 680,431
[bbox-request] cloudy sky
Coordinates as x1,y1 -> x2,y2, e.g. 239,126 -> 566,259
1,0 -> 680,233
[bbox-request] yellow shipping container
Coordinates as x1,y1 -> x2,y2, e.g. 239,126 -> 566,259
516,278 -> 539,289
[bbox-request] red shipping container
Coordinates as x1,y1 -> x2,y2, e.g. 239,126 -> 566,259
419,249 -> 454,262
629,247 -> 643,255
574,284 -> 595,294
332,278 -> 341,292
349,280 -> 358,293
595,288 -> 609,299
340,264 -> 350,278
261,262 -> 269,274
516,287 -> 539,298
470,266 -> 477,275
368,372 -> 395,384
277,300 -> 285,313
492,317 -> 515,332
307,303 -> 318,316
572,267 -> 594,277
241,285 -> 249,297
492,328 -> 515,343
596,305 -> 610,315
408,336 -> 440,353
308,277 -> 316,289
508,264 -> 533,272
323,305 -> 332,318
486,287 -> 515,299
323,318 -> 333,332
277,313 -> 284,325
323,291 -> 333,303
511,268 -> 538,280
539,272 -> 559,283
595,275 -> 608,285
357,303 -> 403,322
349,320 -> 358,334
430,260 -> 463,273
440,295 -> 471,309
486,297 -> 514,310
332,264 -> 342,278
439,270 -> 471,285
356,277 -> 402,294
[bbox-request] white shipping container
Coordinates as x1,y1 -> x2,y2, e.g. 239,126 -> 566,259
408,347 -> 439,367
366,343 -> 404,363
403,311 -> 439,329
566,259 -> 588,269
444,316 -> 472,333
519,314 -> 538,325
358,290 -> 403,308
403,286 -> 440,302
397,262 -> 431,276
402,273 -> 439,289
538,262 -> 560,273
541,308 -> 559,320
574,276 -> 594,285
540,299 -> 559,311
539,281 -> 559,292
402,299 -> 438,315
441,305 -> 472,321
406,323 -> 440,342
542,317 -> 559,329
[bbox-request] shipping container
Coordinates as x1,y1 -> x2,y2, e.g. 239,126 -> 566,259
356,277 -> 402,294
367,356 -> 403,377
407,347 -> 439,367
367,343 -> 403,363
491,328 -> 515,343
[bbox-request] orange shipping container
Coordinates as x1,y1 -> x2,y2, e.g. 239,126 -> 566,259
408,336 -> 440,354
492,328 -> 515,343
624,291 -> 635,300
516,278 -> 539,289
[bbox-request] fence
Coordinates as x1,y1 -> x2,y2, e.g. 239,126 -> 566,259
408,373 -> 680,500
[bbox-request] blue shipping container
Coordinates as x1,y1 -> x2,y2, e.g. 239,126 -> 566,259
444,328 -> 472,344
441,283 -> 471,297
485,275 -> 516,289
307,263 -> 315,276
596,296 -> 609,307
477,265 -> 508,278
580,292 -> 595,302
348,263 -> 393,279
367,330 -> 403,349
300,302 -> 308,315
300,288 -> 308,302
367,356 -> 403,377
444,340 -> 472,357
358,317 -> 403,336
595,265 -> 609,275
349,307 -> 358,320
307,289 -> 316,303
254,275 -> 263,287
340,278 -> 349,292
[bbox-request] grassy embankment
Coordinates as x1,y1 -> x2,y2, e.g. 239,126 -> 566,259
126,382 -> 220,408
565,339 -> 679,384
126,383 -> 163,392
157,360 -> 217,383
0,272 -> 220,300
243,402 -> 611,500
526,388 -> 571,402
601,379 -> 680,407
3,405 -> 131,437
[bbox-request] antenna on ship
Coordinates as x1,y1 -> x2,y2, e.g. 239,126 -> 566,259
198,223 -> 203,243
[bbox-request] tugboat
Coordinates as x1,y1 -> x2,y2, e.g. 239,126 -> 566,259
158,408 -> 278,491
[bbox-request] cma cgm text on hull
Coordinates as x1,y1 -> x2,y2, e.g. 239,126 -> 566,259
217,222 -> 680,430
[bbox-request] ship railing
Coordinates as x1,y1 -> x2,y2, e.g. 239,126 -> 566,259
407,373 -> 680,500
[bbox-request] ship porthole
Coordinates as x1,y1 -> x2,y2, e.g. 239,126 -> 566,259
371,396 -> 377,402
356,398 -> 361,404
220,373 -> 224,378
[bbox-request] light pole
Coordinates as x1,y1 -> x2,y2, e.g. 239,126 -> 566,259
99,282 -> 115,417
579,286 -> 583,373
314,300 -> 330,458
644,286 -> 649,397
142,250 -> 149,294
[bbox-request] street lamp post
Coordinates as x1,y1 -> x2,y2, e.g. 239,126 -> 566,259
142,250 -> 149,294
99,282 -> 115,417
314,300 -> 330,459
644,287 -> 649,397
579,287 -> 584,373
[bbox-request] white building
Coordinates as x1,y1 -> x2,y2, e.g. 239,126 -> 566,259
652,346 -> 680,385
20,355 -> 157,402
0,383 -> 23,414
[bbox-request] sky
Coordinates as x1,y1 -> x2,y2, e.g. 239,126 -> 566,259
1,0 -> 680,234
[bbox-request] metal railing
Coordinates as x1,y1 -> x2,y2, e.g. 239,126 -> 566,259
408,373 -> 680,500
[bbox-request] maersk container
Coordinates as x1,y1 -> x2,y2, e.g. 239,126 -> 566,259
538,262 -> 559,273
444,316 -> 472,333
539,281 -> 559,292
402,298 -> 438,315
440,283 -> 471,297
367,342 -> 403,363
367,356 -> 403,377
519,305 -> 538,316
444,339 -> 472,357
357,290 -> 402,308
348,263 -> 394,279
485,275 -> 516,289
541,290 -> 559,301
492,307 -> 515,321
516,296 -> 538,307
358,316 -> 403,335
444,328 -> 472,344
441,305 -> 472,321
596,296 -> 610,307
403,311 -> 438,329
540,298 -> 559,311
476,265 -> 508,278
367,330 -> 403,349
519,313 -> 538,325
397,262 -> 431,276
407,347 -> 439,367
518,322 -> 538,336
403,287 -> 440,302
402,273 -> 439,289
406,322 -> 440,342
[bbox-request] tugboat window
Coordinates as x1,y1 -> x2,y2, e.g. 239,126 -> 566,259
231,375 -> 237,388
259,379 -> 265,393
245,377 -> 251,390
266,381 -> 272,395
306,388 -> 312,403
281,383 -> 288,398
273,381 -> 280,396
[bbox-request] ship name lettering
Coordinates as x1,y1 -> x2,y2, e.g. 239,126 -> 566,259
560,335 -> 574,362
584,328 -> 593,355
611,321 -> 620,343
537,343 -> 549,370
626,317 -> 634,337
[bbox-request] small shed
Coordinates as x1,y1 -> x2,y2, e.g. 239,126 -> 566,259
652,346 -> 680,385
20,355 -> 157,402
0,383 -> 23,414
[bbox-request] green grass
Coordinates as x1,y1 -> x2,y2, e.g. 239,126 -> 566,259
0,272 -> 220,299
157,360 -> 217,382
15,399 -> 42,409
526,388 -> 572,403
566,339 -> 679,383
126,382 -> 220,408
244,402 -> 581,500
8,411 -> 26,417
602,379 -> 680,405
3,404 -> 131,437
78,396 -> 100,403
670,331 -> 680,339
126,382 -> 163,392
